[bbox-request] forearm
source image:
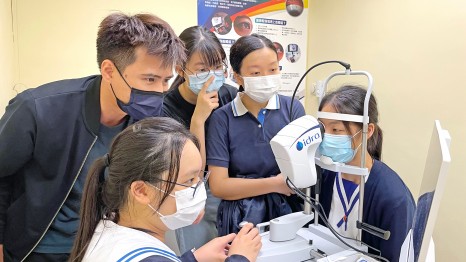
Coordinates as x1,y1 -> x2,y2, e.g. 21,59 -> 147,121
210,173 -> 277,200
190,117 -> 206,168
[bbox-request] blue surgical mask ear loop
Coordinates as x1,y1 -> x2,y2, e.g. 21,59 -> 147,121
180,68 -> 188,80
181,68 -> 197,89
351,129 -> 363,154
347,129 -> 363,161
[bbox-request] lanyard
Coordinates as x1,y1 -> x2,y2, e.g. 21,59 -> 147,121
335,175 -> 359,231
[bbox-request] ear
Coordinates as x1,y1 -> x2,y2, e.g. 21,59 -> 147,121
233,72 -> 244,86
101,59 -> 115,83
366,123 -> 375,140
129,181 -> 154,205
175,65 -> 185,79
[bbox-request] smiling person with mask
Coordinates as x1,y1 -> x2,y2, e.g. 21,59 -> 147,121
69,117 -> 261,262
206,34 -> 305,236
0,13 -> 185,262
163,26 -> 237,253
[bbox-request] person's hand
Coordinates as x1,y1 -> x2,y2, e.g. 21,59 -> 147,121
272,174 -> 295,196
193,232 -> 236,262
192,76 -> 219,124
228,223 -> 262,262
0,244 -> 4,262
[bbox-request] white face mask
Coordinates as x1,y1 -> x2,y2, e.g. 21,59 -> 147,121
242,74 -> 281,103
148,183 -> 207,230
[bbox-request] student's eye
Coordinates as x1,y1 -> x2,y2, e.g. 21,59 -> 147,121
146,77 -> 155,83
271,68 -> 277,72
252,72 -> 260,76
184,178 -> 195,185
198,68 -> 208,73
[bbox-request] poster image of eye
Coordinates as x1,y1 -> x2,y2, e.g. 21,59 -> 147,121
198,0 -> 309,97
234,15 -> 253,36
286,0 -> 304,17
273,42 -> 284,61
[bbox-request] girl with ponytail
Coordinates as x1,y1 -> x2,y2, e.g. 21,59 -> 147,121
317,85 -> 415,262
69,117 -> 261,262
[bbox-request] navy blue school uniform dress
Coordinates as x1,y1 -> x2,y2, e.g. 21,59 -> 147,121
206,93 -> 305,236
319,160 -> 416,262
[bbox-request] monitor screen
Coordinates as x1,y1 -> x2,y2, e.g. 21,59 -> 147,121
288,44 -> 298,52
411,121 -> 451,262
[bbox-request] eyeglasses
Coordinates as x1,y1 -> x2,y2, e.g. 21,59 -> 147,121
157,170 -> 211,198
237,22 -> 251,30
184,67 -> 227,80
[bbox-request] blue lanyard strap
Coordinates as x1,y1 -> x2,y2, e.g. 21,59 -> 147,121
335,177 -> 359,231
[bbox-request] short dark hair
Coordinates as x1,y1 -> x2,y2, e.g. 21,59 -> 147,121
229,33 -> 277,75
180,26 -> 226,68
96,13 -> 186,71
171,26 -> 226,88
319,85 -> 383,160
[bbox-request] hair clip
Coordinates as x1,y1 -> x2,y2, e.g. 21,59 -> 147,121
132,123 -> 142,132
104,153 -> 110,167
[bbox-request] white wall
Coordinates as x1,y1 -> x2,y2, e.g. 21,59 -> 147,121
0,0 -> 16,115
308,1 -> 466,260
12,0 -> 197,89
1,0 -> 464,260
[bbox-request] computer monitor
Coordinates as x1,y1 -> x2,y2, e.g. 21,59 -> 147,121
288,44 -> 298,52
412,120 -> 451,262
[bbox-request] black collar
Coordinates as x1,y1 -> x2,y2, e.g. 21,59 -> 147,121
83,75 -> 102,136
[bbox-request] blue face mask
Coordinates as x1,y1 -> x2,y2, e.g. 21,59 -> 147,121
318,130 -> 362,163
186,71 -> 225,95
111,66 -> 164,122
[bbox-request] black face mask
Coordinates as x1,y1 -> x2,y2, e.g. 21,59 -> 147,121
111,66 -> 165,122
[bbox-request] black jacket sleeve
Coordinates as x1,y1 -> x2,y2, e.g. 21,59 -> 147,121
0,91 -> 37,243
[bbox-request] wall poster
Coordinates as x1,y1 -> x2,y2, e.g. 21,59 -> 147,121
198,0 -> 308,98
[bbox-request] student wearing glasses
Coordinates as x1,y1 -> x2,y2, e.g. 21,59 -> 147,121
163,26 -> 237,253
69,117 -> 261,262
